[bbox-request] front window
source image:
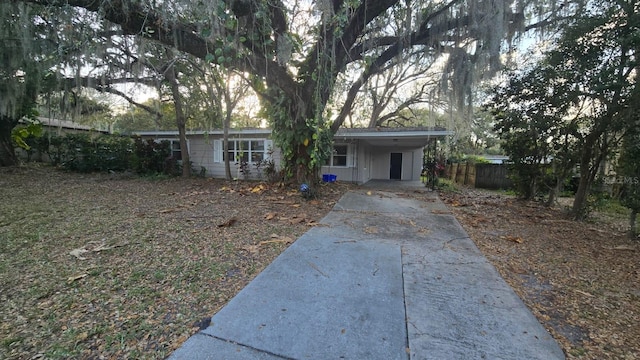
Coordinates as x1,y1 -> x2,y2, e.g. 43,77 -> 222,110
225,139 -> 267,164
325,145 -> 348,167
170,140 -> 181,159
155,139 -> 184,159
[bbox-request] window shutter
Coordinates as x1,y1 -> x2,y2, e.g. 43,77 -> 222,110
264,140 -> 273,159
213,139 -> 222,163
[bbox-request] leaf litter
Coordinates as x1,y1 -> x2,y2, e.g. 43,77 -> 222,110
0,164 -> 353,359
439,188 -> 640,359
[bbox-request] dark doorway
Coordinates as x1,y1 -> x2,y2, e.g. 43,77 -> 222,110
390,153 -> 402,180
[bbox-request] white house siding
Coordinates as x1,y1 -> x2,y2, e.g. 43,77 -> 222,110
188,137 -> 216,175
358,142 -> 372,184
135,127 -> 451,184
402,150 -> 415,181
366,147 -> 423,181
370,148 -> 390,180
320,141 -> 357,183
136,132 -> 278,180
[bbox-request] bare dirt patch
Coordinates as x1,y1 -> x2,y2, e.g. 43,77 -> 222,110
440,187 -> 640,359
0,164 -> 353,359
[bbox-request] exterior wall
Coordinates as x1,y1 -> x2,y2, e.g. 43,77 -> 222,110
188,137 -> 215,175
141,133 -> 279,180
320,140 -> 359,183
368,147 -> 423,181
358,142 -> 372,184
371,149 -> 390,180
409,148 -> 423,180
139,131 -> 428,183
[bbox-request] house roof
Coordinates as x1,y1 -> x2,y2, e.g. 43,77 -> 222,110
134,126 -> 454,149
133,128 -> 272,137
38,117 -> 110,133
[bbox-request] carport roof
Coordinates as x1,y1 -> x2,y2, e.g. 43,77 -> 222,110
334,127 -> 454,148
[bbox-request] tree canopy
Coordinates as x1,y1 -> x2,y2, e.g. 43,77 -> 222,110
486,0 -> 639,217
2,0 -> 581,178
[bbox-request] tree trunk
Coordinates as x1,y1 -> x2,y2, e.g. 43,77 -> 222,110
572,132 -> 611,219
572,139 -> 596,219
165,51 -> 191,177
572,168 -> 592,219
630,209 -> 638,239
0,117 -> 19,166
176,122 -> 190,177
546,177 -> 561,207
294,142 -> 314,183
223,112 -> 232,180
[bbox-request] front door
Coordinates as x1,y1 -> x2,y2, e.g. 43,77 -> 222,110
390,153 -> 402,180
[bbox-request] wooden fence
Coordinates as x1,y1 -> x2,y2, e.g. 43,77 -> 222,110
444,163 -> 512,190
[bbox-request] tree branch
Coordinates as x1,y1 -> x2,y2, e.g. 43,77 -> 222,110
24,0 -> 299,100
95,86 -> 163,117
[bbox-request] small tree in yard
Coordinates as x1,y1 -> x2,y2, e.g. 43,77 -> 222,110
488,65 -> 578,201
489,0 -> 640,217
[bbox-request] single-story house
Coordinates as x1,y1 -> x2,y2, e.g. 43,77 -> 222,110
135,127 -> 453,184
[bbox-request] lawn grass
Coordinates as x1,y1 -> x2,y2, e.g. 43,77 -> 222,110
0,164 -> 349,359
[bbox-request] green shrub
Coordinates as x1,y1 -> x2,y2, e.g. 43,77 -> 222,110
131,137 -> 171,175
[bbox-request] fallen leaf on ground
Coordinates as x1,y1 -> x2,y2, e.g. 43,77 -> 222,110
364,226 -> 378,234
502,235 -> 524,243
67,273 -> 88,283
289,217 -> 306,224
241,244 -> 260,254
431,209 -> 452,215
259,235 -> 294,245
217,218 -> 238,227
158,208 -> 176,213
70,241 -> 134,260
264,212 -> 277,220
70,248 -> 90,260
575,289 -> 594,297
242,235 -> 295,254
605,245 -> 636,251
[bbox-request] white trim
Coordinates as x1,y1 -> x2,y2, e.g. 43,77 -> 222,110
222,138 -> 270,164
326,143 -> 355,168
134,129 -> 272,137
264,140 -> 274,159
334,130 -> 455,138
213,139 -> 222,163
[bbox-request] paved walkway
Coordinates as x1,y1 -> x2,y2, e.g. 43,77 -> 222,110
169,182 -> 564,359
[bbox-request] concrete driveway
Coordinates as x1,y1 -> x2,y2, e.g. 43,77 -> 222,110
169,184 -> 564,359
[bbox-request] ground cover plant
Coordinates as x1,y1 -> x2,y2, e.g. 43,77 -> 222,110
0,164 -> 351,359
